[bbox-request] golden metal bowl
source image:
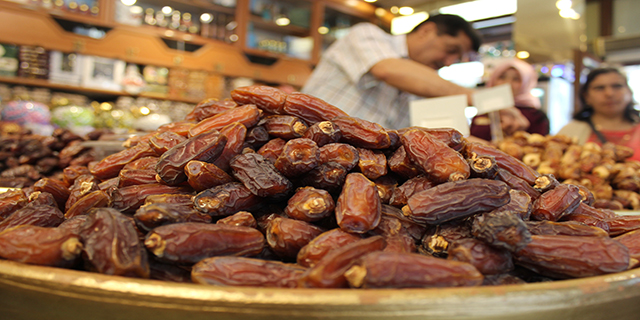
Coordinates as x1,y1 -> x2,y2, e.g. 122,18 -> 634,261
1,260 -> 640,320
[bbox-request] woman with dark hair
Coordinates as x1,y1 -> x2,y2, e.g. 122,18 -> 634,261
558,67 -> 640,161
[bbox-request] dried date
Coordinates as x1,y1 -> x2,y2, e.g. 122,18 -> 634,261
401,129 -> 469,183
231,85 -> 288,114
274,138 -> 319,178
230,152 -> 293,199
447,238 -> 513,275
283,92 -> 348,124
303,121 -> 342,147
336,173 -> 381,233
266,216 -> 324,260
193,182 -> 261,217
192,256 -> 306,288
259,115 -> 308,140
0,225 -> 82,267
530,184 -> 581,221
185,160 -> 234,191
188,105 -> 260,137
216,211 -> 257,228
332,116 -> 391,149
296,229 -> 361,268
284,187 -> 335,222
133,202 -> 211,232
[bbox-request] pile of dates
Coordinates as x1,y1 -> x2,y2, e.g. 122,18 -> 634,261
0,85 -> 639,289
498,132 -> 640,211
0,124 -> 106,188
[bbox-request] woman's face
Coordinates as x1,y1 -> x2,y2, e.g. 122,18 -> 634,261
584,72 -> 632,118
494,68 -> 522,97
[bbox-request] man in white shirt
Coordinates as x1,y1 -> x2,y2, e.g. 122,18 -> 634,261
303,14 -> 526,132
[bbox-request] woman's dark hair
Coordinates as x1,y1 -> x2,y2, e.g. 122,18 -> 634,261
574,67 -> 639,123
410,14 -> 482,52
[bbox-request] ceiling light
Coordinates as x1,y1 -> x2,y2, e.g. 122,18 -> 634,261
516,51 -> 530,59
275,17 -> 290,26
364,0 -> 377,2
200,13 -> 213,23
398,7 -> 414,16
161,6 -> 172,15
555,0 -> 572,10
120,0 -> 136,6
318,26 -> 329,35
439,0 -> 517,22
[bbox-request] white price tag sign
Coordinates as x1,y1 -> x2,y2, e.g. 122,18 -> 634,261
472,84 -> 515,114
409,95 -> 469,136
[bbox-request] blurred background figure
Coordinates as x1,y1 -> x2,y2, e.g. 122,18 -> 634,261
558,67 -> 640,161
469,59 -> 549,142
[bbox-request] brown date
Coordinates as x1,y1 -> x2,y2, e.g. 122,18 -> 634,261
403,179 -> 510,225
188,104 -> 260,137
216,211 -> 257,228
80,208 -> 149,278
156,129 -> 228,185
266,216 -> 324,260
387,146 -> 422,179
111,183 -> 192,214
332,116 -> 391,149
0,203 -> 64,232
118,169 -> 158,187
282,92 -> 348,124
156,121 -> 196,137
345,251 -> 483,288
192,256 -> 306,288
259,115 -> 308,140
122,156 -> 159,171
530,184 -> 582,221
296,228 -> 361,268
0,225 -> 82,267
185,160 -> 234,191
514,235 -> 629,279
144,223 -> 265,264
489,189 -> 532,221
231,85 -> 287,114
464,142 -> 540,185
571,201 -> 617,220
274,138 -> 319,178
336,173 -> 381,233
372,175 -> 397,204
90,143 -> 157,180
62,165 -> 91,186
495,168 -> 541,202
133,202 -> 211,232
368,215 -> 416,253
144,194 -> 194,207
357,148 -> 387,180
33,178 -> 70,211
149,131 -> 186,156
317,143 -> 359,171
608,215 -> 640,236
298,235 -> 386,288
447,238 -> 514,275
257,138 -> 286,163
303,121 -> 342,147
244,125 -> 270,150
401,129 -> 469,183
614,229 -> 640,260
388,175 -> 433,207
298,161 -> 347,194
397,127 -> 466,152
525,220 -> 609,237
185,98 -> 238,122
471,211 -> 532,252
193,182 -> 261,217
230,152 -> 293,199
560,213 -> 611,233
468,155 -> 499,179
0,189 -> 28,220
284,187 -> 335,222
212,122 -> 247,172
65,190 -> 112,219
58,216 -> 90,235
148,256 -> 192,283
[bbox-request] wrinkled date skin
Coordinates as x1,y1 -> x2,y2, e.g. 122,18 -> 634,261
614,229 -> 640,260
525,220 -> 609,237
188,104 -> 260,138
257,138 -> 286,163
336,173 -> 381,233
185,160 -> 234,191
111,183 -> 192,214
298,236 -> 386,288
514,235 -> 630,279
283,92 -> 349,124
404,179 -> 510,225
123,157 -> 159,171
303,121 -> 342,147
62,165 -> 91,186
0,225 -> 83,267
144,223 -> 265,264
447,238 -> 514,275
465,142 -> 540,185
285,187 -> 335,222
156,130 -> 228,185
118,169 -> 158,187
495,169 -> 541,202
192,256 -> 307,288
133,203 -> 212,232
389,175 -> 433,207
216,211 -> 257,228
318,143 -> 360,171
401,129 -> 469,183
387,146 -> 422,179
90,143 -> 157,180
79,208 -> 150,278
193,182 -> 261,217
33,178 -> 71,211
213,122 -> 247,172
230,152 -> 293,199
266,216 -> 324,260
65,174 -> 100,211
530,184 -> 582,221
149,131 -> 187,156
0,189 -> 28,220
299,161 -> 347,194
231,85 -> 288,114
397,127 -> 465,152
346,251 -> 483,288
296,228 -> 361,268
357,148 -> 387,180
472,212 -> 532,252
489,189 -> 533,221
274,138 -> 319,178
65,190 -> 111,219
608,215 -> 640,236
185,98 -> 238,122
0,203 -> 65,232
332,116 -> 391,149
259,115 -> 308,140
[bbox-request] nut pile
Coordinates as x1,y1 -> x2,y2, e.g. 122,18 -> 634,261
497,132 -> 640,211
0,85 -> 639,289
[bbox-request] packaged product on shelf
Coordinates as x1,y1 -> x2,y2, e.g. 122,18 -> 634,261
81,56 -> 125,91
17,46 -> 49,79
0,44 -> 19,77
142,65 -> 169,95
49,51 -> 84,86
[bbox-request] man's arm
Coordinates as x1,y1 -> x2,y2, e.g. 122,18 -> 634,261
369,58 -> 475,105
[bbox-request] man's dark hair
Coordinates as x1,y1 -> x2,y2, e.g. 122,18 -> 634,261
574,67 -> 639,123
410,14 -> 482,52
